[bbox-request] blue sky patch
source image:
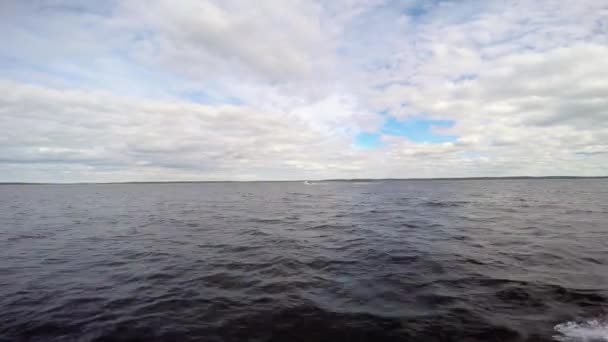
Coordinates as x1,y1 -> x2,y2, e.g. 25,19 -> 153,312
403,4 -> 429,18
355,116 -> 457,148
355,132 -> 383,149
183,91 -> 243,106
452,74 -> 477,83
382,117 -> 457,143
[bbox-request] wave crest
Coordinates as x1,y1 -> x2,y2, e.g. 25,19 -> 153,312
554,319 -> 608,341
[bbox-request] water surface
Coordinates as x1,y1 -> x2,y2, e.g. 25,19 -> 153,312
1,179 -> 607,341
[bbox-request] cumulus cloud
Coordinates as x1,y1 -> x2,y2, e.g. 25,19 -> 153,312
0,81 -> 367,181
373,44 -> 608,168
0,0 -> 607,181
120,0 -> 335,83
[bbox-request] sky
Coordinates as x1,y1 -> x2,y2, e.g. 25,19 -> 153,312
1,0 -> 607,182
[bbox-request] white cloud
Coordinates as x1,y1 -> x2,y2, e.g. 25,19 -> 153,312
120,0 -> 336,84
0,81 -> 368,182
0,0 -> 607,181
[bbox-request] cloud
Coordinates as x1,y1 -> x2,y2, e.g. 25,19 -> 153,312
0,0 -> 607,181
375,44 -> 608,153
0,81 -> 370,182
120,0 -> 336,83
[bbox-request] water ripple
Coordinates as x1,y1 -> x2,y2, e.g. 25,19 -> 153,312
1,180 -> 607,341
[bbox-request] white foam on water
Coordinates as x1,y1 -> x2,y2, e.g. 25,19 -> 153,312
554,319 -> 608,342
303,181 -> 327,185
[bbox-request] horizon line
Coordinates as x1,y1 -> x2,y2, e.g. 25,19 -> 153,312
1,175 -> 607,185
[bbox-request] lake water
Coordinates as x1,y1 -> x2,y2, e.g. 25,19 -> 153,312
1,179 -> 607,341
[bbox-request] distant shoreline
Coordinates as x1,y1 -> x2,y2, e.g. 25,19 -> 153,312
1,176 -> 607,185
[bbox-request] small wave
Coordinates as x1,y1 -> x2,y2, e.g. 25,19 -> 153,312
549,285 -> 606,305
7,233 -> 50,242
250,218 -> 283,224
287,192 -> 310,196
419,200 -> 468,208
554,319 -> 608,341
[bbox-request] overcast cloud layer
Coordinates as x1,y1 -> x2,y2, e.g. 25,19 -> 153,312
1,0 -> 607,182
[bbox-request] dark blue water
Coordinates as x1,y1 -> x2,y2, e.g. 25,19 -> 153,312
1,179 -> 607,341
